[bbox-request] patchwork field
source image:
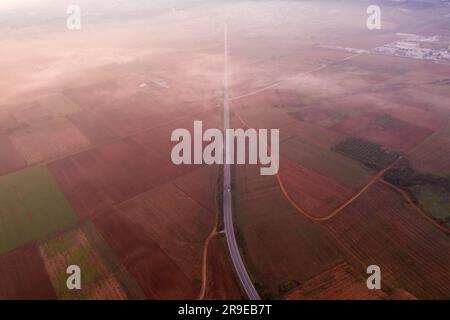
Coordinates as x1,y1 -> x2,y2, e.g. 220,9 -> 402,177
286,262 -> 400,300
408,125 -> 450,177
10,119 -> 92,165
92,209 -> 197,299
1,0 -> 450,301
323,182 -> 450,299
278,158 -> 354,218
281,135 -> 374,190
233,163 -> 343,298
39,222 -> 144,300
47,137 -> 184,218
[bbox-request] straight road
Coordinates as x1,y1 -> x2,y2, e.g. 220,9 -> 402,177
222,24 -> 261,301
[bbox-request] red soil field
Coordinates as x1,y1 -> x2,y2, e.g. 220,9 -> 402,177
330,111 -> 434,152
71,90 -> 183,141
174,166 -> 218,212
359,122 -> 433,152
323,182 -> 450,299
233,163 -> 343,297
13,95 -> 80,125
63,81 -> 123,111
286,262 -> 390,300
0,244 -> 56,300
92,209 -> 197,299
0,110 -> 21,134
383,106 -> 446,132
68,110 -> 119,145
279,120 -> 342,148
204,235 -> 243,300
48,137 -> 184,218
289,106 -> 339,124
114,182 -> 214,282
408,131 -> 450,175
10,120 -> 92,165
0,135 -> 27,176
279,158 -> 354,218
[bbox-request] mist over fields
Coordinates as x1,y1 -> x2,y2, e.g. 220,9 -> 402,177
0,0 -> 450,300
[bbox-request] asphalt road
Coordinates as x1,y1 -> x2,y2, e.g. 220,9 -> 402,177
223,24 -> 261,301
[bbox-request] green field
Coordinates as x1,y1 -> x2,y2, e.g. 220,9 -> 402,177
281,136 -> 374,189
0,166 -> 77,253
411,185 -> 450,228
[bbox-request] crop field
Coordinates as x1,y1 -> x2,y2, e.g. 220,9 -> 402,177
0,166 -> 77,254
233,163 -> 343,298
329,111 -> 434,152
332,137 -> 401,170
323,182 -> 450,299
408,128 -> 450,176
410,185 -> 450,228
204,235 -> 243,300
286,262 -> 393,300
278,119 -> 342,147
0,135 -> 26,176
232,91 -> 301,129
39,223 -> 143,300
92,209 -> 197,299
279,158 -> 354,218
13,94 -> 81,125
10,119 -> 92,165
48,138 -> 184,218
281,136 -> 374,190
174,166 -> 219,212
353,114 -> 434,152
0,244 -> 56,300
114,182 -> 214,282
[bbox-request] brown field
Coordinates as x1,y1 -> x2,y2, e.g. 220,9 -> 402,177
330,111 -> 434,152
1,0 -> 450,301
279,158 -> 354,218
114,182 -> 214,282
323,182 -> 450,299
92,209 -> 197,299
408,125 -> 450,176
174,166 -> 219,212
47,138 -> 184,218
286,262 -> 391,300
204,234 -> 243,300
280,136 -> 374,190
233,163 -> 343,298
0,135 -> 26,175
0,244 -> 56,300
10,119 -> 92,165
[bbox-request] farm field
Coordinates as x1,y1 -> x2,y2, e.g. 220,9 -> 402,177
0,0 -> 450,301
285,262 -> 407,300
92,209 -> 197,299
47,137 -> 184,218
0,166 -> 77,254
280,135 -> 374,190
233,163 -> 343,299
278,158 -> 354,218
323,182 -> 450,299
0,245 -> 56,300
410,185 -> 450,228
114,181 -> 215,282
408,124 -> 450,177
204,234 -> 243,300
39,222 -> 144,300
